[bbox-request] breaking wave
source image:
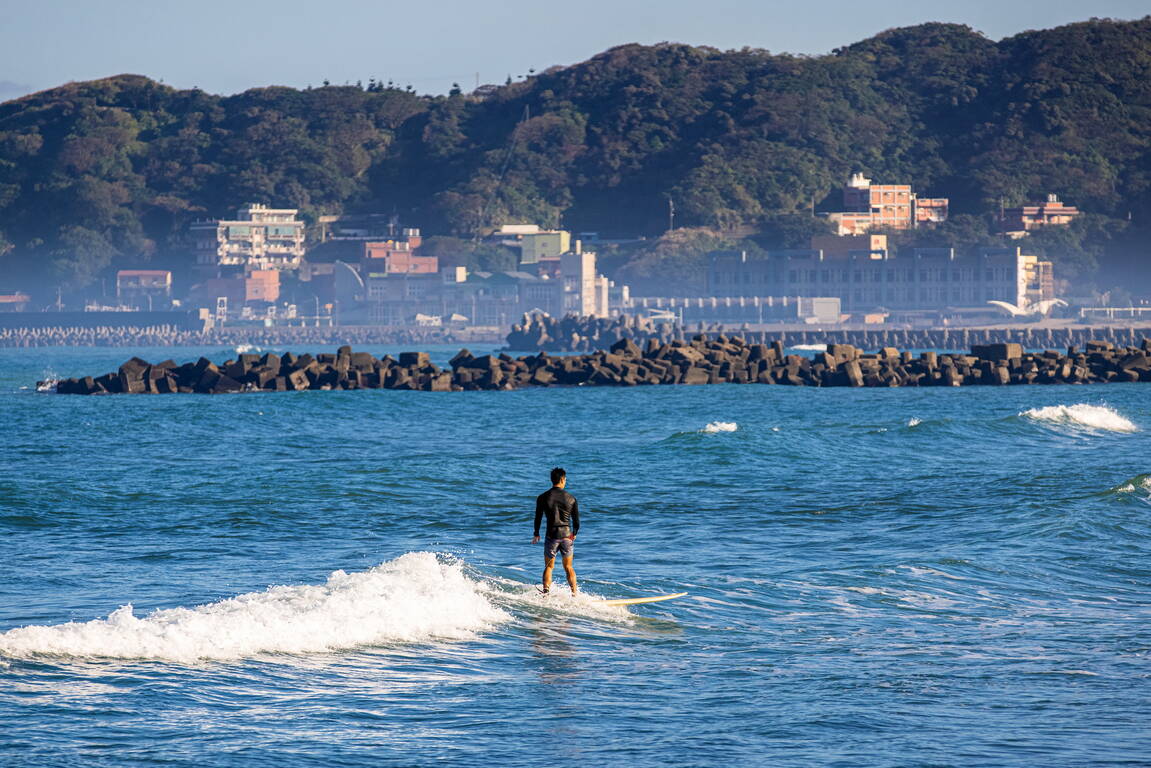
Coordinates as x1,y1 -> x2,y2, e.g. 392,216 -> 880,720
0,553 -> 507,662
1020,404 -> 1137,433
701,421 -> 738,433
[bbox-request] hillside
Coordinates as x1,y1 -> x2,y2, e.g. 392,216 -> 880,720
1,17 -> 1149,298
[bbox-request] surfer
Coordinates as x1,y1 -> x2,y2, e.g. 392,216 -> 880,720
532,467 -> 579,596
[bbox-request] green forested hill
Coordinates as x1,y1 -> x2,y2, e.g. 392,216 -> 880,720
1,17 -> 1149,298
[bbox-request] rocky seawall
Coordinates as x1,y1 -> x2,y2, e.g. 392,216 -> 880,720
43,336 -> 1151,394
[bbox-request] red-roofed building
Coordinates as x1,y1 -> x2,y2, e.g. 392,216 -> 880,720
116,270 -> 172,309
362,229 -> 437,274
0,291 -> 31,312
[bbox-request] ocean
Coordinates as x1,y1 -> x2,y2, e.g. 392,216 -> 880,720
2,344 -> 1149,767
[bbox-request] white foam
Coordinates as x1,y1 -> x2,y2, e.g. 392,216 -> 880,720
907,417 -> 922,427
789,344 -> 826,351
234,344 -> 262,354
701,421 -> 738,433
1021,404 -> 1137,433
0,552 -> 507,662
1117,476 -> 1151,493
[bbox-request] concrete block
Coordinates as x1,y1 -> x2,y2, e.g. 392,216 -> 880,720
399,352 -> 430,367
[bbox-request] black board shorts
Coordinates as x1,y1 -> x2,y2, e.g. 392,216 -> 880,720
544,536 -> 574,559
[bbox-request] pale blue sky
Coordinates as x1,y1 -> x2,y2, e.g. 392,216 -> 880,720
1,0 -> 1148,101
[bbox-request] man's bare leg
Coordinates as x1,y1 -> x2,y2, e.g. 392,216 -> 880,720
542,556 -> 555,593
562,555 -> 577,595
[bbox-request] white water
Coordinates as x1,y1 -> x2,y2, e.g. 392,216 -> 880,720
0,553 -> 507,662
907,417 -> 922,427
1020,404 -> 1137,433
789,344 -> 826,351
701,421 -> 738,433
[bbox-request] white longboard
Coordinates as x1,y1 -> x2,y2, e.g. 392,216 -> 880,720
599,592 -> 688,607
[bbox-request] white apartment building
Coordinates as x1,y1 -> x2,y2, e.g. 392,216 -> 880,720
191,204 -> 306,271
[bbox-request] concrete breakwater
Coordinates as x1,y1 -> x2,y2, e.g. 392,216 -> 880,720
44,336 -> 1151,395
505,314 -> 1151,353
0,325 -> 499,348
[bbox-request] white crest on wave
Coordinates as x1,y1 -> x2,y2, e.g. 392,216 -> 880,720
0,552 -> 507,662
701,421 -> 738,433
1020,404 -> 1137,433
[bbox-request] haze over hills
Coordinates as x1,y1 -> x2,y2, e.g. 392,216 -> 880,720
0,17 -> 1149,299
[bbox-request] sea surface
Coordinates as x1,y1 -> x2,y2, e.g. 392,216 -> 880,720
1,344 -> 1149,767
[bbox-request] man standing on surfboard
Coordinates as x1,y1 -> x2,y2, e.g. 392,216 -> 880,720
532,467 -> 579,596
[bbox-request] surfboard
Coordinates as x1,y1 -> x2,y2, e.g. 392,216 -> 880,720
599,592 -> 688,607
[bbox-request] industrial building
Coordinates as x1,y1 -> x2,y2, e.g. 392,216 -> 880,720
708,244 -> 1053,314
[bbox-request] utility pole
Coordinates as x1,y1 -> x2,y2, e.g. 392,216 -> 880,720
668,198 -> 675,233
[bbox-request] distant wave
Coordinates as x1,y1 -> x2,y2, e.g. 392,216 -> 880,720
701,421 -> 738,433
907,417 -> 922,428
1116,474 -> 1151,494
1020,404 -> 1137,433
233,344 -> 262,354
0,553 -> 507,662
1111,474 -> 1151,503
789,344 -> 826,351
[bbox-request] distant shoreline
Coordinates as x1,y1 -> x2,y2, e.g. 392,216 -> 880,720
5,323 -> 1151,352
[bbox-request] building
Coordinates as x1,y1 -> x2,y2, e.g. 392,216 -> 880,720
0,291 -> 31,312
362,230 -> 435,274
520,230 -> 571,265
825,173 -> 949,235
316,213 -> 399,241
915,197 -> 950,225
708,246 -> 1052,314
244,270 -> 280,304
560,249 -> 602,316
346,227 -> 618,326
115,270 -> 172,309
1001,194 -> 1081,236
190,204 -> 306,272
188,270 -> 281,316
362,267 -> 563,326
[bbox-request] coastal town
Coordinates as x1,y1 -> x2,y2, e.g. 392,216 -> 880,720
0,173 -> 1122,347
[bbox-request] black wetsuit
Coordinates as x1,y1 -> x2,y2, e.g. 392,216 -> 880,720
534,487 -> 580,540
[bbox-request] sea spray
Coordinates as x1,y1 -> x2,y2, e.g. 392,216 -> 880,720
0,552 -> 507,662
1020,404 -> 1137,433
701,422 -> 738,433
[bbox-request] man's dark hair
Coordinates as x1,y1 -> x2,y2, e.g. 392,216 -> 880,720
550,467 -> 566,485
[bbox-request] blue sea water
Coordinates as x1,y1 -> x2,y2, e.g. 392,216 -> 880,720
1,344 -> 1150,767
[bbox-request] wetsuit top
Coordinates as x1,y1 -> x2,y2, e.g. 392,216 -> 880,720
534,487 -> 580,539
